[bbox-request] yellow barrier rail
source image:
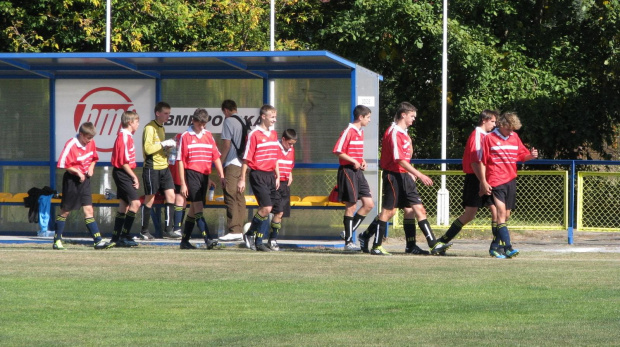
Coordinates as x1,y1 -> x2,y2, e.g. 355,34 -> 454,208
392,170 -> 569,231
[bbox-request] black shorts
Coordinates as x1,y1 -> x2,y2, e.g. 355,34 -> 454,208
174,184 -> 182,195
184,169 -> 209,203
249,170 -> 277,207
60,172 -> 92,211
492,179 -> 516,210
381,170 -> 422,210
271,181 -> 290,217
113,168 -> 139,204
337,165 -> 372,203
462,173 -> 493,208
142,167 -> 174,196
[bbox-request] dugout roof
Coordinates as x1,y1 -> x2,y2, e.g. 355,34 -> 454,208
0,51 -> 382,80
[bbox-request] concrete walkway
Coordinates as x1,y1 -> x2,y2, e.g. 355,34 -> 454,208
1,230 -> 620,253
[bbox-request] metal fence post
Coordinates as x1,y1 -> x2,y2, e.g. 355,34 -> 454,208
568,160 -> 575,245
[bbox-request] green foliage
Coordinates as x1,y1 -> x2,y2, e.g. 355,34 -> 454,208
0,0 -> 309,52
286,0 -> 620,160
1,0 -> 619,159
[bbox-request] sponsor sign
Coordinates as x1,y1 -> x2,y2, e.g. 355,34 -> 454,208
166,108 -> 260,134
55,80 -> 155,162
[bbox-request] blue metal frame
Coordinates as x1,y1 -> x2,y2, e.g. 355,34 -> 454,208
410,158 -> 620,245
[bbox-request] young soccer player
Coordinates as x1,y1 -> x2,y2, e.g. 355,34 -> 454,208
333,105 -> 375,251
436,110 -> 498,253
481,112 -> 538,258
177,109 -> 225,249
168,131 -> 187,237
238,104 -> 280,252
110,111 -> 141,247
53,122 -> 113,250
139,101 -> 179,240
268,129 -> 298,251
359,102 -> 452,255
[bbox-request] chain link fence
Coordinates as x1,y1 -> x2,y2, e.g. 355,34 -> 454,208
578,172 -> 620,231
392,170 -> 568,232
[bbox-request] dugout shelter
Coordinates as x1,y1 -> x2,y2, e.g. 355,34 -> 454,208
0,51 -> 382,239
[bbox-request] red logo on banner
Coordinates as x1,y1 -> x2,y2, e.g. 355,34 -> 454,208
74,87 -> 136,152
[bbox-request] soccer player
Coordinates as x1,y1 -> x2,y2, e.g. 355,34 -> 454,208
177,109 -> 225,249
168,131 -> 187,237
238,104 -> 280,252
110,111 -> 141,248
359,102 -> 452,255
53,122 -> 113,250
268,129 -> 298,251
481,112 -> 538,258
436,110 -> 498,253
333,105 -> 375,251
139,101 -> 179,240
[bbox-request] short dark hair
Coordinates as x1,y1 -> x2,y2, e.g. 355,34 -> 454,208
394,102 -> 417,121
221,99 -> 237,112
353,105 -> 371,119
282,129 -> 297,140
478,109 -> 498,126
154,101 -> 171,114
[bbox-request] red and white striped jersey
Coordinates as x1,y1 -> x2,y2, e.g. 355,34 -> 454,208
178,127 -> 221,175
111,128 -> 136,170
333,124 -> 364,166
462,126 -> 488,174
482,129 -> 530,187
57,135 -> 99,175
277,141 -> 295,182
169,132 -> 184,185
380,123 -> 412,173
243,128 -> 279,172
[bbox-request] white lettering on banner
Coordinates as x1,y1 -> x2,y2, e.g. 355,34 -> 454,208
357,96 -> 375,107
56,79 -> 155,162
165,108 -> 261,134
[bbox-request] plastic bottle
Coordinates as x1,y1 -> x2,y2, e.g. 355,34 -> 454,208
208,185 -> 215,201
168,146 -> 177,165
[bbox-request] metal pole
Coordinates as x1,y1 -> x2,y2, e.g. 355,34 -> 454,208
106,0 -> 111,52
437,0 -> 449,225
568,160 -> 575,244
269,0 -> 275,107
270,0 -> 275,51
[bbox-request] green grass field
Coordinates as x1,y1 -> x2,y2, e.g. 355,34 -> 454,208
1,245 -> 619,346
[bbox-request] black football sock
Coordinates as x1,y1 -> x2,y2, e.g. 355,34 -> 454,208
372,220 -> 387,247
441,218 -> 464,243
141,205 -> 151,233
404,218 -> 416,249
343,215 -> 354,243
121,211 -> 136,237
182,216 -> 196,242
418,219 -> 437,247
112,212 -> 126,242
352,213 -> 367,231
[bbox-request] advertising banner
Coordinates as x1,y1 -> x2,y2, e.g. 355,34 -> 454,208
165,108 -> 260,134
55,79 -> 156,162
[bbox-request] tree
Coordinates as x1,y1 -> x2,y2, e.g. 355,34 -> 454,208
283,0 -> 620,160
